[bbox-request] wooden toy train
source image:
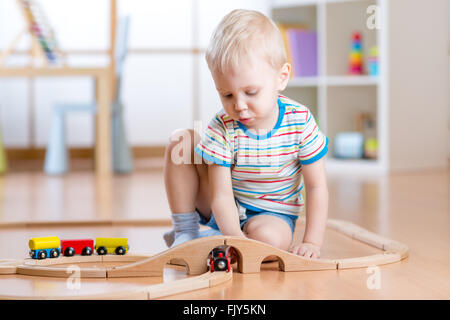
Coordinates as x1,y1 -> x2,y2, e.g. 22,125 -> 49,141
28,237 -> 129,260
208,245 -> 231,272
28,236 -> 232,273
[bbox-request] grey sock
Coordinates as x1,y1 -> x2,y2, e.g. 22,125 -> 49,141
163,229 -> 176,247
163,211 -> 200,247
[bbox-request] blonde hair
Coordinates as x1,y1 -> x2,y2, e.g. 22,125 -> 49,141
205,9 -> 287,74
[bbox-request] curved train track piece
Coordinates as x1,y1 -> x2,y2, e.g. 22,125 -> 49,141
0,268 -> 232,300
0,218 -> 409,299
0,259 -> 24,275
0,248 -> 233,300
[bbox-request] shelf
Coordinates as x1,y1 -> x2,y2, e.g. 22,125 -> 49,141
287,76 -> 321,87
272,0 -> 320,8
326,0 -> 378,76
272,0 -> 375,9
287,75 -> 378,87
325,75 -> 378,86
325,157 -> 385,175
273,0 -> 384,175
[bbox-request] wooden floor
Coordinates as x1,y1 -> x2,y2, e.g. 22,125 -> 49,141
0,159 -> 449,299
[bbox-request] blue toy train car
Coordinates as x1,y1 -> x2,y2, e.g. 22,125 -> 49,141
28,236 -> 61,259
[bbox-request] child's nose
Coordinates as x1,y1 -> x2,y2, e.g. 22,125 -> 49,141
234,98 -> 247,111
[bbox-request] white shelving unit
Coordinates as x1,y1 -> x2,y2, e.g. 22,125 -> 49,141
272,0 -> 449,174
272,0 -> 387,174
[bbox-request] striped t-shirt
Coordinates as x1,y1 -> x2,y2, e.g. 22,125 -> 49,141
194,95 -> 328,216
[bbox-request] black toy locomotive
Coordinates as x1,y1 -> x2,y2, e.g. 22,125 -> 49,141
208,246 -> 231,272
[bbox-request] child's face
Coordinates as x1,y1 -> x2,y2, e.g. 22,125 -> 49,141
212,51 -> 290,132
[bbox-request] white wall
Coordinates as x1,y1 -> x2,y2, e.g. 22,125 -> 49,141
388,0 -> 448,170
0,0 -> 270,147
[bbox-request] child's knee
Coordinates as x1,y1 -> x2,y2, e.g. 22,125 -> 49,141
245,221 -> 291,250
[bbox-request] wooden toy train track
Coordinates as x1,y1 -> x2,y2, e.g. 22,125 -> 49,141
0,219 -> 409,299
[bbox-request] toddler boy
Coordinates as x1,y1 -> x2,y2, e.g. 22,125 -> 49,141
163,9 -> 329,259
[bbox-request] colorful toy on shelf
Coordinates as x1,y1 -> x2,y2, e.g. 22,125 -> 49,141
349,31 -> 363,75
364,138 -> 378,159
368,46 -> 378,76
354,112 -> 377,159
28,237 -> 129,259
334,132 -> 364,159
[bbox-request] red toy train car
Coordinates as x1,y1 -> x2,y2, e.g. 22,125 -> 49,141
61,239 -> 94,256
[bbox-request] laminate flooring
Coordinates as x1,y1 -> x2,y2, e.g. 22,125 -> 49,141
0,161 -> 448,299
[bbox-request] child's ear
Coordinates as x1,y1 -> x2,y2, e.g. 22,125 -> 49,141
277,63 -> 291,91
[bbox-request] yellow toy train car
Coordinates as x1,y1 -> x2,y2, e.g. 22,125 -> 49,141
95,238 -> 129,255
29,236 -> 61,259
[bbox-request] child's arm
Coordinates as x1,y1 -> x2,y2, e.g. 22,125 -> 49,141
291,158 -> 328,258
208,164 -> 246,237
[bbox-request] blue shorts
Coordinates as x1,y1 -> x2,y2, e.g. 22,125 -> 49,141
198,207 -> 298,234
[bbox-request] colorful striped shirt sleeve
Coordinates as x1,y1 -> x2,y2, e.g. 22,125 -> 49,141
194,114 -> 233,167
298,109 -> 328,165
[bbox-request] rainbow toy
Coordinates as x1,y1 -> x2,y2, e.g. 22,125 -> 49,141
349,31 -> 363,75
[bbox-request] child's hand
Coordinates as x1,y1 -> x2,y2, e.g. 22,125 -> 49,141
290,242 -> 321,259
